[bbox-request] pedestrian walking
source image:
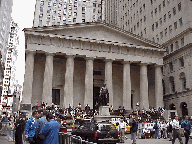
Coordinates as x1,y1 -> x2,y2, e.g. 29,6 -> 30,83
15,115 -> 25,144
167,117 -> 173,141
118,118 -> 126,143
161,121 -> 167,139
25,111 -> 38,144
130,118 -> 137,144
37,110 -> 48,143
172,115 -> 183,144
181,115 -> 191,144
153,121 -> 160,139
42,112 -> 60,144
0,112 -> 9,136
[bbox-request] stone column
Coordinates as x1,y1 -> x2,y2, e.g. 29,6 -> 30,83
123,61 -> 131,110
105,59 -> 113,106
42,53 -> 54,106
155,64 -> 164,109
84,57 -> 94,109
22,51 -> 35,104
140,63 -> 149,110
64,55 -> 74,108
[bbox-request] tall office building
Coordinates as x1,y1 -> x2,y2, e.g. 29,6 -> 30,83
33,0 -> 102,27
0,21 -> 19,110
104,0 -> 192,118
0,0 -> 13,94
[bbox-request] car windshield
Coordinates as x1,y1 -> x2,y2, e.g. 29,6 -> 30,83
98,124 -> 116,131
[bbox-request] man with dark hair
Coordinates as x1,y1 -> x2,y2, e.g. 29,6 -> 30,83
181,115 -> 191,144
172,115 -> 183,144
15,114 -> 26,144
42,113 -> 60,144
37,110 -> 48,143
25,111 -> 38,144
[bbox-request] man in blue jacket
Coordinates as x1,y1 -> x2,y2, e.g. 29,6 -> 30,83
181,115 -> 191,144
42,112 -> 60,144
25,111 -> 38,144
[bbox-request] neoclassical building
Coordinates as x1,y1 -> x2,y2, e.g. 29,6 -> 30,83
22,22 -> 165,110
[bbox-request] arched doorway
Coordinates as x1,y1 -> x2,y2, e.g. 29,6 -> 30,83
180,102 -> 188,119
169,103 -> 176,110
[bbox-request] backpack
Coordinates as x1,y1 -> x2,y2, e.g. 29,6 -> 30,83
167,122 -> 172,132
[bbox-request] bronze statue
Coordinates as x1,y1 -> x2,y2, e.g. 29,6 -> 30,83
99,84 -> 109,106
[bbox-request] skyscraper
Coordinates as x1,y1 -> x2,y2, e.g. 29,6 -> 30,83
0,0 -> 13,94
1,21 -> 19,110
33,0 -> 102,27
104,0 -> 192,118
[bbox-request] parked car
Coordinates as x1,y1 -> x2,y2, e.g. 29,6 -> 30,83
72,121 -> 120,144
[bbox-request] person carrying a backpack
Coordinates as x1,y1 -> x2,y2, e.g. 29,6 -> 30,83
167,117 -> 173,141
153,120 -> 160,139
181,115 -> 191,144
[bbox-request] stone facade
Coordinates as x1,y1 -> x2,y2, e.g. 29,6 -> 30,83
23,22 -> 164,110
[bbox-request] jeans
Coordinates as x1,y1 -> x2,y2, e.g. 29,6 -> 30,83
155,129 -> 159,139
184,130 -> 190,144
172,129 -> 183,144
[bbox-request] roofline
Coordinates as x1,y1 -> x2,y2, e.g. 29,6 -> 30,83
23,22 -> 164,49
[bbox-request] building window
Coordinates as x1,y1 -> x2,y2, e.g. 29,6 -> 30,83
156,21 -> 158,28
167,0 -> 170,4
134,25 -> 136,31
152,24 -> 154,31
166,46 -> 169,54
159,18 -> 162,25
151,0 -> 153,5
169,76 -> 175,93
168,11 -> 171,19
165,28 -> 167,36
163,0 -> 165,7
160,31 -> 163,39
175,41 -> 179,50
181,37 -> 184,46
144,16 -> 146,22
179,57 -> 184,67
174,21 -> 177,30
143,4 -> 145,10
144,28 -> 146,34
169,62 -> 173,72
155,8 -> 157,14
140,7 -> 142,13
159,4 -> 161,12
137,22 -> 139,28
151,11 -> 153,17
169,25 -> 172,33
40,7 -> 43,12
152,37 -> 155,42
170,43 -> 173,52
164,14 -> 166,22
173,7 -> 176,15
141,31 -> 143,37
156,34 -> 159,42
180,72 -> 186,91
40,1 -> 44,6
178,2 -> 181,11
179,18 -> 183,27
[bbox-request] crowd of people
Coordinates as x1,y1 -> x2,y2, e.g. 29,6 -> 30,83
0,102 -> 191,144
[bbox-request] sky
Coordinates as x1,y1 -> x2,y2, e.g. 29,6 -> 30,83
11,0 -> 36,86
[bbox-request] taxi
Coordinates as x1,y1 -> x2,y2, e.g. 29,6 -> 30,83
110,120 -> 131,134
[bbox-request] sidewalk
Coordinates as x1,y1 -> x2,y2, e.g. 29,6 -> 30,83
0,136 -> 14,144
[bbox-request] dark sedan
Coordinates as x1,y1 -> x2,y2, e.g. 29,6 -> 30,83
72,121 -> 120,144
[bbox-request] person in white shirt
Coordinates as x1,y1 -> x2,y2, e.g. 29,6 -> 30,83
118,118 -> 126,143
172,115 -> 183,144
161,121 -> 167,139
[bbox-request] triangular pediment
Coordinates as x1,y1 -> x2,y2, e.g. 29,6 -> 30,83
24,22 -> 163,49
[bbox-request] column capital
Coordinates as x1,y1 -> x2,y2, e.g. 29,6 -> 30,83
122,61 -> 132,64
45,52 -> 55,57
26,50 -> 36,55
154,64 -> 163,68
104,59 -> 113,62
85,57 -> 95,61
139,63 -> 148,66
65,54 -> 75,59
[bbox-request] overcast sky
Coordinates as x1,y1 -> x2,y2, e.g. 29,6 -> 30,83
11,0 -> 36,86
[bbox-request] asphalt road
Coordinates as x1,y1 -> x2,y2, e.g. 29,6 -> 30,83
122,134 -> 192,144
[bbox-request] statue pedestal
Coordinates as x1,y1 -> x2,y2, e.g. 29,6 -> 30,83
94,106 -> 111,122
99,106 -> 110,116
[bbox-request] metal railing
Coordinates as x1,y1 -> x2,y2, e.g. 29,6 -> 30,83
59,132 -> 96,144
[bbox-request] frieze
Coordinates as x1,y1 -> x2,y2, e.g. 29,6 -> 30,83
41,37 -> 51,45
